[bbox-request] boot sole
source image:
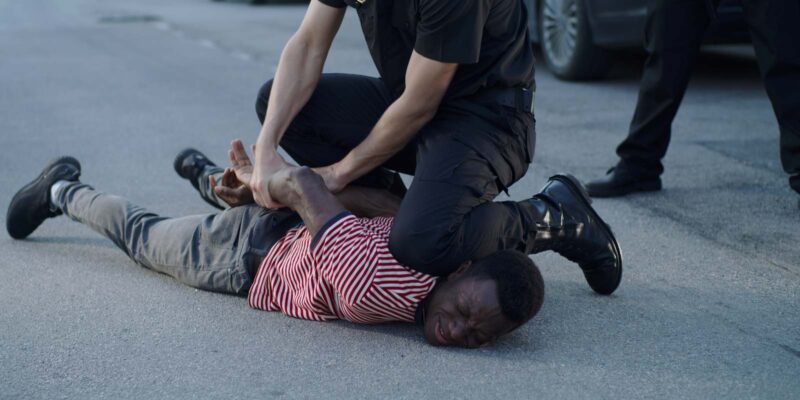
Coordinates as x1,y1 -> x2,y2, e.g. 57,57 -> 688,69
550,173 -> 623,295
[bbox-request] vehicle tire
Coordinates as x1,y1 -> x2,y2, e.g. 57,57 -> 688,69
539,0 -> 612,80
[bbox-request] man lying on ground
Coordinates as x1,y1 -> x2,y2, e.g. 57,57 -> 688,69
6,141 -> 545,348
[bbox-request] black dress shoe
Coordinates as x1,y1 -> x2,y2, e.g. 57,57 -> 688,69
527,174 -> 623,295
6,156 -> 81,239
586,167 -> 661,198
174,148 -> 217,191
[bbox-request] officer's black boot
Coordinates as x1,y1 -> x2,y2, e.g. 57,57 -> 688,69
524,174 -> 623,295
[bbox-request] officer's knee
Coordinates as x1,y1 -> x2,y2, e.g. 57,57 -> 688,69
255,79 -> 274,124
388,223 -> 453,276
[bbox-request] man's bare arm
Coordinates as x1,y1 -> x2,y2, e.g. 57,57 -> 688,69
315,51 -> 457,192
267,167 -> 347,238
335,186 -> 401,218
227,139 -> 400,218
251,1 -> 346,208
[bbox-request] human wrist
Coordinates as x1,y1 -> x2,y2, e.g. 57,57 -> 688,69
333,158 -> 356,187
255,127 -> 281,158
257,150 -> 286,170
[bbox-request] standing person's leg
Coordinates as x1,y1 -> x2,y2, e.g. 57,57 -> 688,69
587,0 -> 710,197
54,182 -> 284,295
617,0 -> 710,173
255,73 -> 416,192
743,0 -> 800,196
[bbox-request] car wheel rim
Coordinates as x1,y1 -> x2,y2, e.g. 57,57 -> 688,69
542,0 -> 579,68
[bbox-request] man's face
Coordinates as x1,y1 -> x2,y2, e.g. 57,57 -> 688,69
423,268 -> 518,348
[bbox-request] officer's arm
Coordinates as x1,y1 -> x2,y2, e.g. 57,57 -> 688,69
267,168 -> 401,231
250,1 -> 345,208
319,51 -> 457,191
226,139 -> 399,224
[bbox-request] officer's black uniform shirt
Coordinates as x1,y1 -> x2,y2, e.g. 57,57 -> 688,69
317,0 -> 535,101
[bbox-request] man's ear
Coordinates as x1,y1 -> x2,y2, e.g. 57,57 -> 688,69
446,260 -> 472,281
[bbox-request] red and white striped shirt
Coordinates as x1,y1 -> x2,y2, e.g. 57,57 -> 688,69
247,213 -> 438,324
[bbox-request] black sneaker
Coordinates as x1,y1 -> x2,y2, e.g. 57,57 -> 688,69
173,148 -> 225,210
586,167 -> 661,198
173,148 -> 217,190
6,156 -> 81,239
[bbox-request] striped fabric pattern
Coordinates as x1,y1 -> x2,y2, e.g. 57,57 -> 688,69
247,214 -> 438,324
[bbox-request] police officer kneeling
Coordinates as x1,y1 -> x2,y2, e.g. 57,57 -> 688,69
246,0 -> 623,294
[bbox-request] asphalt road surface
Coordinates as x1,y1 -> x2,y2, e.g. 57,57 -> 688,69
1,0 -> 798,398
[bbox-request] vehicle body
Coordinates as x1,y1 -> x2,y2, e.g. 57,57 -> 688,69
524,0 -> 751,80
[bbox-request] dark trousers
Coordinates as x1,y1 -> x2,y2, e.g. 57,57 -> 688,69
616,0 -> 800,193
256,74 -> 538,276
54,181 -> 299,295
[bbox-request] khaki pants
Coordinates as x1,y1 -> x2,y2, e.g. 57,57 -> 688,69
54,182 -> 300,296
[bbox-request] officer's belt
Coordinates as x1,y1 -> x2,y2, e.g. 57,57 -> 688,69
466,86 -> 534,113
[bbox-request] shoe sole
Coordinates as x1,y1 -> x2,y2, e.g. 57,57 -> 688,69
7,156 -> 81,239
550,173 -> 623,295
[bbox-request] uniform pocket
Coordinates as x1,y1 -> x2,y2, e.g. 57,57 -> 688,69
497,105 -> 535,164
415,136 -> 500,200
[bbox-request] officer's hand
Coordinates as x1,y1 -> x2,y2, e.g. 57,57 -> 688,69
249,143 -> 292,209
312,164 -> 347,194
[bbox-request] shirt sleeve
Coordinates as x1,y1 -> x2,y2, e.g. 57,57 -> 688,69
414,0 -> 490,64
316,0 -> 347,9
311,214 -> 386,307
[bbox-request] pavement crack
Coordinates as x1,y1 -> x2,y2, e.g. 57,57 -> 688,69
691,301 -> 800,363
98,14 -> 162,24
147,19 -> 261,64
627,197 -> 800,277
695,139 -> 785,177
779,344 -> 800,360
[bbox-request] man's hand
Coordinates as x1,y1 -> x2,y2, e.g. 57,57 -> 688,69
209,168 -> 254,208
228,139 -> 256,185
251,157 -> 293,209
312,164 -> 347,193
250,146 -> 293,208
225,138 -> 291,209
267,166 -> 346,237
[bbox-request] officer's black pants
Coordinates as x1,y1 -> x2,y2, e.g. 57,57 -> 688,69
256,74 -> 537,276
616,0 -> 800,194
